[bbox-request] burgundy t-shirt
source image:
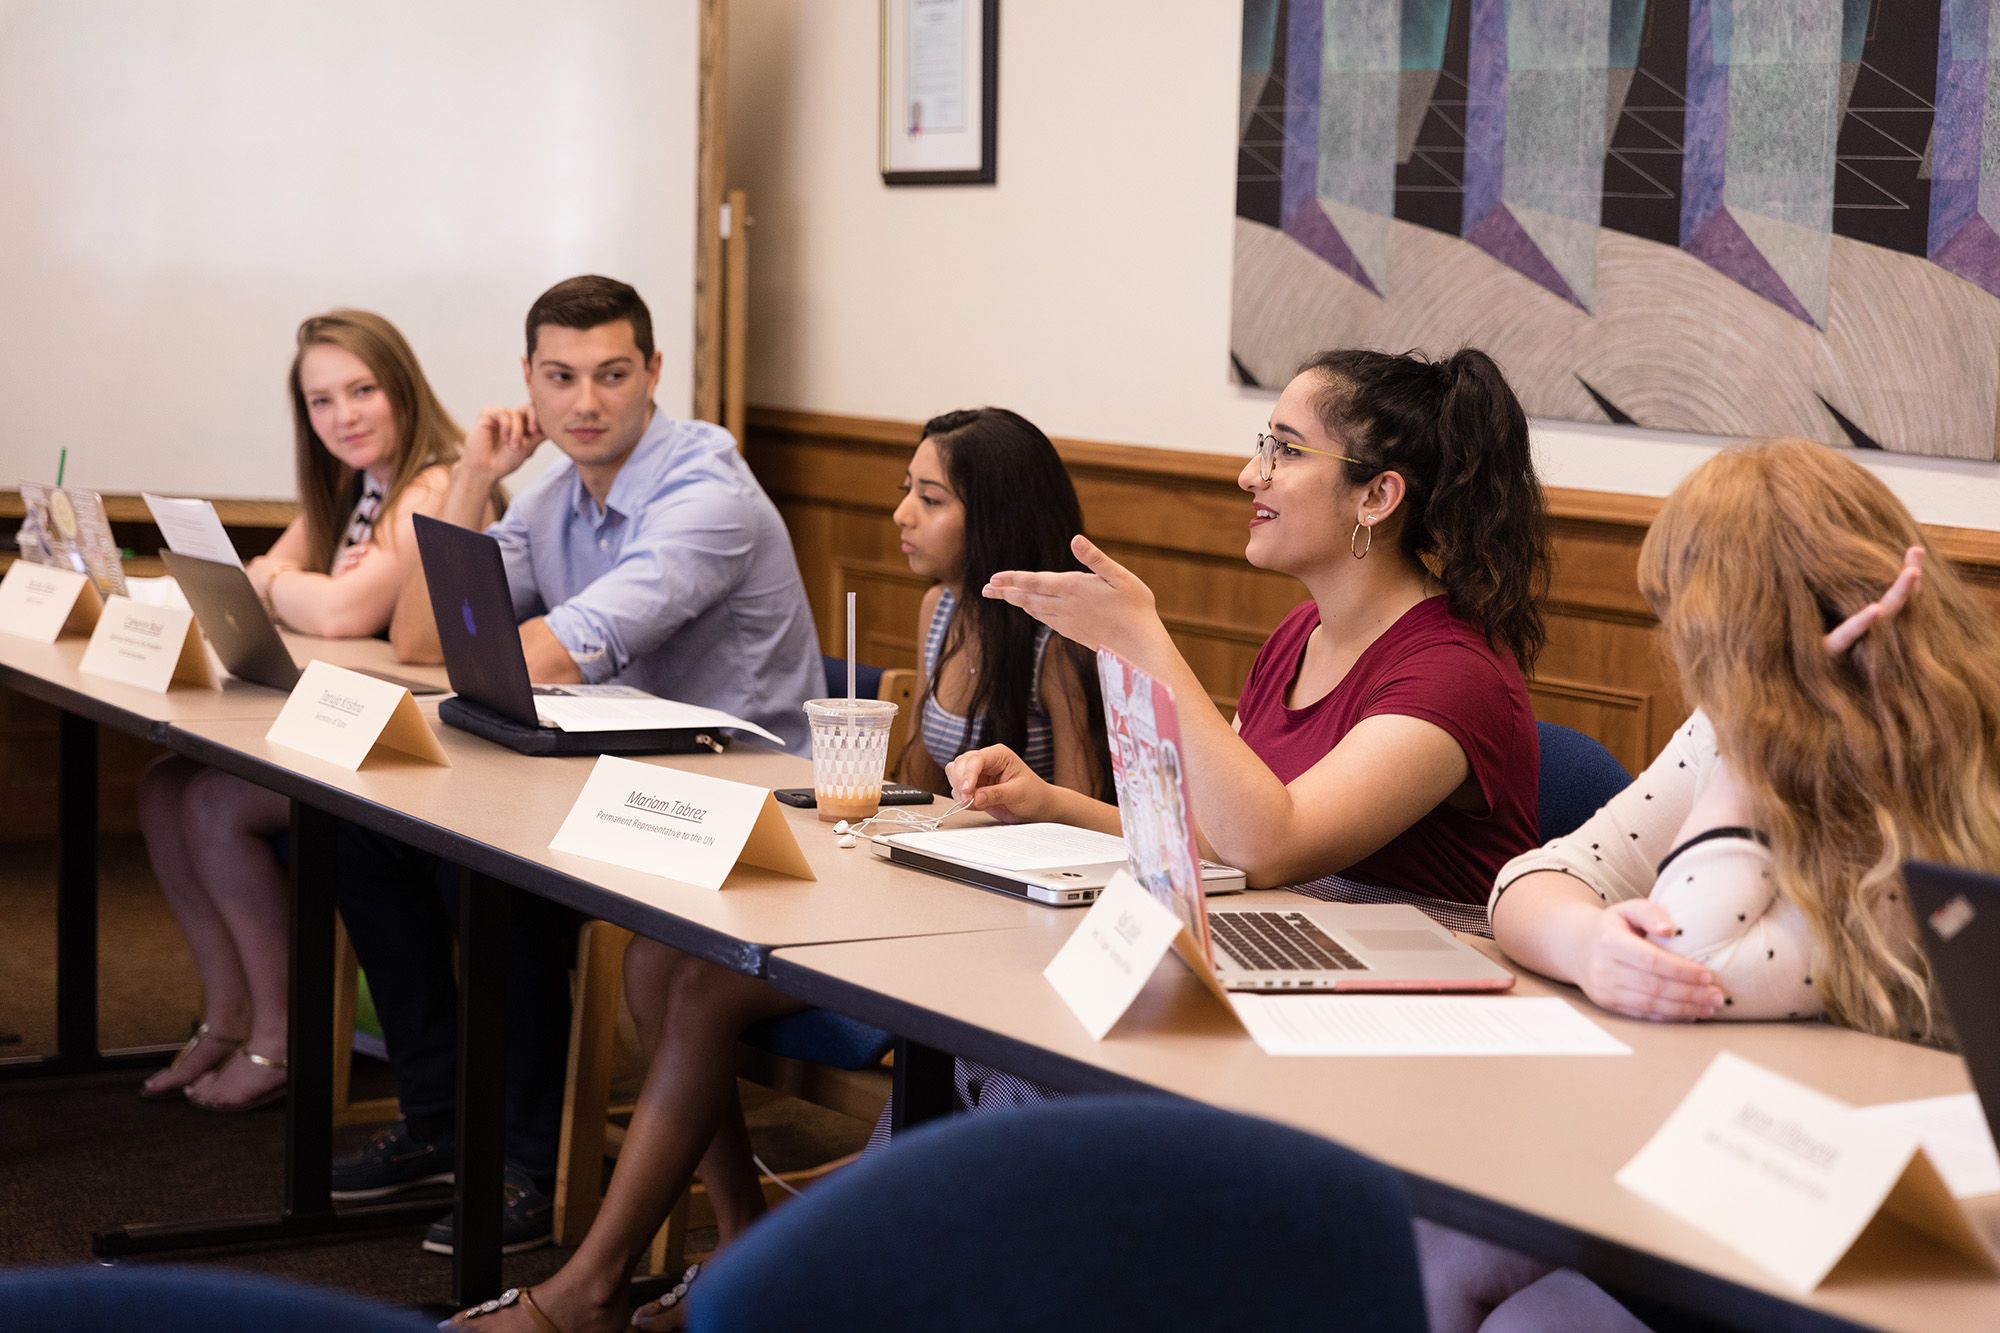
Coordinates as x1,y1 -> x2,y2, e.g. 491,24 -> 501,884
1234,597 -> 1539,906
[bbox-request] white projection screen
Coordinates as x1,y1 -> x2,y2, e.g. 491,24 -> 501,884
0,0 -> 701,499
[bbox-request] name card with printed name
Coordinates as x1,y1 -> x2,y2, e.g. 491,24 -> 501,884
0,562 -> 104,642
78,595 -> 216,692
548,753 -> 815,891
1617,1051 -> 1997,1291
1044,871 -> 1237,1039
265,660 -> 449,771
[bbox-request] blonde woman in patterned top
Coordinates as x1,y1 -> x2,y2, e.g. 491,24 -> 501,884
136,311 -> 487,1110
1493,440 -> 2000,1045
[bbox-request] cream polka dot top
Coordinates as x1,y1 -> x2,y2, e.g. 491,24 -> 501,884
1491,711 -> 1822,1021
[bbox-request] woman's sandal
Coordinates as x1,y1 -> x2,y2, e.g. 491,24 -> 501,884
444,1286 -> 560,1331
140,1023 -> 243,1100
185,1048 -> 288,1112
629,1265 -> 702,1332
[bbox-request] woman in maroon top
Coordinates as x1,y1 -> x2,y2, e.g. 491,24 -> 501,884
952,347 -> 1550,929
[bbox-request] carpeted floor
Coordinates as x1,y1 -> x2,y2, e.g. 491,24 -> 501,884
0,835 -> 873,1314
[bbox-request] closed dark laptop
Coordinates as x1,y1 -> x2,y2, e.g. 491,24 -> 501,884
411,513 -> 722,757
1905,860 -> 2000,1136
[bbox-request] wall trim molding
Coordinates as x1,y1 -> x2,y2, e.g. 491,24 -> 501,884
745,406 -> 2000,576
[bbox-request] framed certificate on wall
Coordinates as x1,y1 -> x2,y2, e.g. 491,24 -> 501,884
880,0 -> 997,185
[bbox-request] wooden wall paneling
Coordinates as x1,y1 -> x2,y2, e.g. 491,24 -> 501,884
743,407 -> 2000,791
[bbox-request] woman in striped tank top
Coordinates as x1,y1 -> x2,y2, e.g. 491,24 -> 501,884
136,311 -> 488,1111
446,410 -> 1111,1333
897,407 -> 1109,797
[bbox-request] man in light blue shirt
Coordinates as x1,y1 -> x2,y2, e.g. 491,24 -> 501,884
392,278 -> 819,751
342,276 -> 819,1255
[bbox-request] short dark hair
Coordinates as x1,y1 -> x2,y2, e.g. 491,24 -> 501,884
525,275 -> 654,362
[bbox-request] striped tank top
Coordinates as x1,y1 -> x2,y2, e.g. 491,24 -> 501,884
919,586 -> 1057,780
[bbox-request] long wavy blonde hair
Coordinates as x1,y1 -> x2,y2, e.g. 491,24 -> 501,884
1639,439 -> 2000,1043
288,310 -> 464,575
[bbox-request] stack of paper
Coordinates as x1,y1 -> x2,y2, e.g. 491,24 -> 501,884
1226,994 -> 1631,1057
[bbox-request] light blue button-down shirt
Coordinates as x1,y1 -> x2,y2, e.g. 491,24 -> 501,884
489,409 -> 821,754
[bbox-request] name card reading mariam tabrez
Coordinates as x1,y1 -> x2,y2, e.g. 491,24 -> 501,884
1617,1050 -> 1998,1291
77,595 -> 216,693
0,561 -> 103,643
548,753 -> 815,892
265,660 -> 449,771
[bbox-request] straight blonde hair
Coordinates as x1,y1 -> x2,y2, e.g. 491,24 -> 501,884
288,310 -> 463,574
1639,439 -> 2000,1043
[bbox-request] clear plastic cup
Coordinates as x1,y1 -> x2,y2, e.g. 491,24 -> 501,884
804,698 -> 899,823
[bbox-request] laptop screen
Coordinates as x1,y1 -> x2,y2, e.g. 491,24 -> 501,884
1098,648 -> 1212,962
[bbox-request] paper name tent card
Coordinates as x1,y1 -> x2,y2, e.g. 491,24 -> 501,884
265,660 -> 449,771
77,596 -> 216,692
549,753 -> 815,891
0,561 -> 103,642
1618,1051 -> 1998,1291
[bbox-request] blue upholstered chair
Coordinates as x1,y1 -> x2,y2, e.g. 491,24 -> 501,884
822,653 -> 886,702
1536,721 -> 1631,843
686,1094 -> 1427,1331
0,1266 -> 432,1332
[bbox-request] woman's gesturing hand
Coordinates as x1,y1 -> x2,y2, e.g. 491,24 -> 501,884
983,535 -> 1164,661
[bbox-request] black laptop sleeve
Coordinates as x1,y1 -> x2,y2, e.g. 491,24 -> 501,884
439,696 -> 730,757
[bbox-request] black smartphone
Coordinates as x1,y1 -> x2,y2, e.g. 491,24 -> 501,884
773,785 -> 937,809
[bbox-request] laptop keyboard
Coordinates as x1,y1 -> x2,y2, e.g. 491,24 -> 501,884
1208,911 -> 1364,973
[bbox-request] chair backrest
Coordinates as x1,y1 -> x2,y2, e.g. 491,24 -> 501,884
0,1266 -> 433,1332
1536,721 -> 1631,843
822,654 -> 886,703
687,1095 -> 1425,1332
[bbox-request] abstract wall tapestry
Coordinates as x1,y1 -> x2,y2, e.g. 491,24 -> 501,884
1232,0 -> 2000,460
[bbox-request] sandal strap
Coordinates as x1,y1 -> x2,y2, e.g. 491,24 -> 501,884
453,1286 -> 560,1332
241,1049 -> 288,1072
174,1023 -> 244,1063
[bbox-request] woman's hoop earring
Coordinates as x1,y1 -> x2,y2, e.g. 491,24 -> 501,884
1350,520 -> 1373,560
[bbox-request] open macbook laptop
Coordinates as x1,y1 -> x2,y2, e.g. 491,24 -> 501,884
871,821 -> 1248,907
1094,648 -> 1512,993
1905,860 -> 2000,1142
162,551 -> 441,695
412,514 -> 769,757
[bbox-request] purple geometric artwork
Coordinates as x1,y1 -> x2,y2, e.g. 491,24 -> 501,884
1930,0 -> 2000,298
1232,0 -> 2000,460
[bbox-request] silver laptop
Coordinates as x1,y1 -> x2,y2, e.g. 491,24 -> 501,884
871,821 -> 1247,907
163,551 -> 441,696
1096,648 -> 1514,994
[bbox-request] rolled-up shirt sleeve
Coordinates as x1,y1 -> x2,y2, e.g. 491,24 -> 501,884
540,481 -> 753,684
488,507 -> 545,622
1490,712 -> 1715,914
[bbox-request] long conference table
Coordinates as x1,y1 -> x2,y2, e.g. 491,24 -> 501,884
5,624 -> 1998,1330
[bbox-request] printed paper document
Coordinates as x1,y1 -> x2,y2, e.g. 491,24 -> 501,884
888,822 -> 1129,871
1855,1094 -> 2000,1200
143,493 -> 241,567
1226,994 -> 1631,1057
531,684 -> 782,745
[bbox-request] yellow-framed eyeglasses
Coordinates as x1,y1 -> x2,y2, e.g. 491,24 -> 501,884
1253,432 -> 1367,482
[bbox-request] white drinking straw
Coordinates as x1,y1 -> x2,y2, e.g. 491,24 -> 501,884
846,591 -> 857,702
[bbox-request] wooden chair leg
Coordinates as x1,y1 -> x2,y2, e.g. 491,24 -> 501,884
331,917 -> 398,1128
554,921 -> 632,1245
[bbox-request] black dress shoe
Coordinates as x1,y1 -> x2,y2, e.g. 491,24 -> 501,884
329,1121 -> 455,1202
422,1165 -> 554,1256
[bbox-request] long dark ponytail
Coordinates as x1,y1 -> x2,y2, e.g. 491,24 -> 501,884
1299,348 -> 1551,671
923,408 -> 1113,796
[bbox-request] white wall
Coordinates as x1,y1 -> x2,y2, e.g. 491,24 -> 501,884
727,0 -> 2000,531
0,0 -> 700,500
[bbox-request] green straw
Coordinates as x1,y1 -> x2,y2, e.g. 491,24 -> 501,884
55,447 -> 66,487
